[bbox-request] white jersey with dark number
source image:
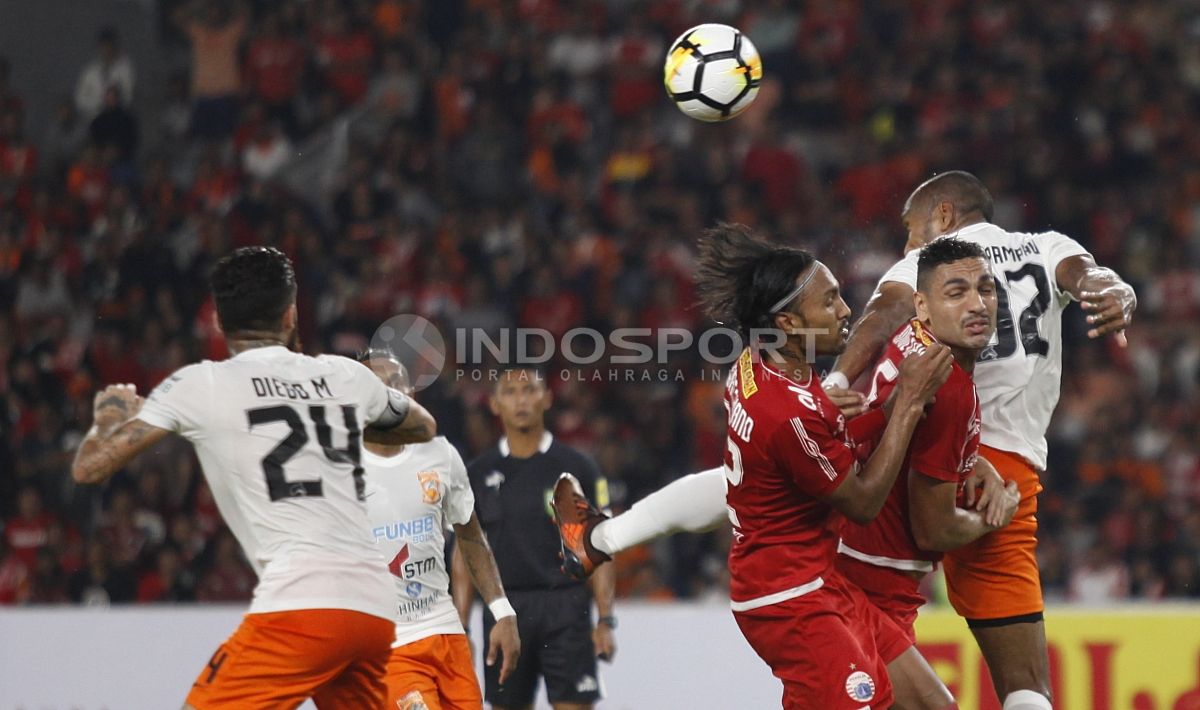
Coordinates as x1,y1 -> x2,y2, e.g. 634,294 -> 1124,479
363,437 -> 474,647
137,345 -> 396,621
877,222 -> 1090,469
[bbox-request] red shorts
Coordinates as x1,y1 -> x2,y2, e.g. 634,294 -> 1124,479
835,555 -> 925,655
733,573 -> 904,710
386,633 -> 482,710
185,608 -> 394,710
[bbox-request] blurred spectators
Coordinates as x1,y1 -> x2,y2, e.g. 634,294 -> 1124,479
74,27 -> 136,119
1,0 -> 1199,607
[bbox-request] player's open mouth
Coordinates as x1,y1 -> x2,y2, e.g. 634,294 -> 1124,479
964,319 -> 990,335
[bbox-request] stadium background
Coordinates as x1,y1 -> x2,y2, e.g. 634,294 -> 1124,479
0,0 -> 1198,708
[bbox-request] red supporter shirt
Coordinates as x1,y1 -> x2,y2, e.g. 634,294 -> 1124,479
4,513 -> 54,569
244,36 -> 306,105
724,349 -> 877,609
839,320 -> 981,571
316,31 -> 375,105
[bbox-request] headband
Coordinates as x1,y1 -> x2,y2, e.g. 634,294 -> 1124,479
768,261 -> 823,313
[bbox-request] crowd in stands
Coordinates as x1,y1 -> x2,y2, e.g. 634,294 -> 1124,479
2,0 -> 1199,606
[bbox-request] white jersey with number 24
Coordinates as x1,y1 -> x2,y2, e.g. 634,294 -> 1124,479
137,345 -> 396,621
878,222 -> 1090,470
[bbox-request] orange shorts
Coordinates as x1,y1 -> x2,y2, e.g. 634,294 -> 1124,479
385,633 -> 482,710
943,445 -> 1044,621
185,608 -> 394,710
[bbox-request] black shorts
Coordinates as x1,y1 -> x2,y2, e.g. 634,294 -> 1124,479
482,585 -> 601,706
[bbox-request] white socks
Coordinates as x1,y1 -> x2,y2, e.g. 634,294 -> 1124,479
1002,690 -> 1053,710
590,468 -> 728,555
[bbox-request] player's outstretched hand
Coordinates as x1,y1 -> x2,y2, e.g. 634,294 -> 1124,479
896,343 -> 953,407
824,386 -> 866,418
92,383 -> 144,430
487,616 -> 520,684
963,456 -> 1002,509
593,623 -> 616,663
1080,284 -> 1136,346
984,480 -> 1020,529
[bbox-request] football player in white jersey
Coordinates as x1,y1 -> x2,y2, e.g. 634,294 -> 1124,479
553,173 -> 1135,710
71,246 -> 438,710
358,350 -> 520,710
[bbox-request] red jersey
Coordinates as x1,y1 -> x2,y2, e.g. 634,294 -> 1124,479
724,349 -> 874,610
839,320 -> 982,572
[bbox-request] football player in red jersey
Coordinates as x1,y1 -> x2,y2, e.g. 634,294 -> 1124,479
696,223 -> 955,710
836,237 -> 1020,656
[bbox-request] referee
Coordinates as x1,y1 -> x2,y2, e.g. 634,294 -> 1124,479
452,366 -> 616,710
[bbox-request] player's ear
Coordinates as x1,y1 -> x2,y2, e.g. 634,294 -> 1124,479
934,200 -> 955,232
488,394 -> 501,417
772,310 -> 799,334
913,290 -> 930,323
281,303 -> 298,330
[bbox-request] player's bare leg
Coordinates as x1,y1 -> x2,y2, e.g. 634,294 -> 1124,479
969,621 -> 1052,709
887,647 -> 958,710
552,703 -> 592,710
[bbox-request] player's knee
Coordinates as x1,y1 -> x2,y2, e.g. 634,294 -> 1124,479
1002,688 -> 1053,710
993,670 -> 1051,707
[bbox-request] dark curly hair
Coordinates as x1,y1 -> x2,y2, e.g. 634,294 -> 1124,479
211,246 -> 297,335
916,237 -> 987,292
695,223 -> 816,339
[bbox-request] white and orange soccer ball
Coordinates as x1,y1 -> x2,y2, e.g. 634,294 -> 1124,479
663,23 -> 763,122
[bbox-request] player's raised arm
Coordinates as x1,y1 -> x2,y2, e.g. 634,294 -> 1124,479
822,344 -> 952,523
829,281 -> 917,388
1056,254 -> 1137,346
363,387 -> 437,444
72,384 -> 171,484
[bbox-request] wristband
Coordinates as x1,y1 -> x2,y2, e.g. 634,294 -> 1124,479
822,371 -> 850,391
488,597 -> 516,621
597,615 -> 617,629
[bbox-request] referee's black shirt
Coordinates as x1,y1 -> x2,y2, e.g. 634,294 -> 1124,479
467,432 -> 606,591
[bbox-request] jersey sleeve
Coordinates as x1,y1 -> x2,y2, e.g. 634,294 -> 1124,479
908,381 -> 971,483
136,364 -> 209,436
441,440 -> 475,527
844,407 -> 887,463
768,412 -> 856,498
877,250 -> 919,289
1039,230 -> 1091,300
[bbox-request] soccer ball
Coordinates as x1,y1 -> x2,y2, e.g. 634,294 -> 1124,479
663,24 -> 763,122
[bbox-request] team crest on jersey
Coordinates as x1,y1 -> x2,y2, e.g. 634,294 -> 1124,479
418,471 -> 441,504
397,690 -> 430,710
845,670 -> 876,702
485,470 -> 505,491
405,581 -> 423,598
